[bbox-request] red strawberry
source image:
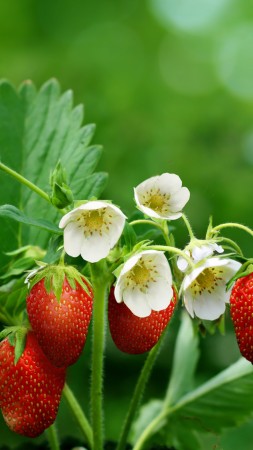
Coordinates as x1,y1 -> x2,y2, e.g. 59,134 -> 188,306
0,331 -> 66,437
27,275 -> 93,368
230,272 -> 253,363
108,287 -> 177,354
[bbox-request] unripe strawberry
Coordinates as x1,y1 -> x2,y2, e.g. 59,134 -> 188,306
230,272 -> 253,363
108,287 -> 177,354
0,331 -> 66,437
27,275 -> 93,368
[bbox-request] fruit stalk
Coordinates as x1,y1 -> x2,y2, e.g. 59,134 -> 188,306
116,335 -> 165,450
46,424 -> 60,450
90,261 -> 110,450
63,384 -> 93,448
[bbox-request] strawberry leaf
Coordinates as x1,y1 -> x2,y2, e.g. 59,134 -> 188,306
0,79 -> 107,267
0,204 -> 62,234
165,311 -> 200,406
133,358 -> 253,450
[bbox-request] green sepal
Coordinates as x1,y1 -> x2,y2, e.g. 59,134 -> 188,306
14,327 -> 28,365
50,160 -> 74,209
1,326 -> 28,365
226,262 -> 253,291
26,262 -> 91,302
121,221 -> 137,252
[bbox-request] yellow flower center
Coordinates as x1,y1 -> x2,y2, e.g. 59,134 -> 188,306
190,267 -> 224,295
75,208 -> 111,237
130,264 -> 150,286
142,188 -> 170,214
84,210 -> 104,231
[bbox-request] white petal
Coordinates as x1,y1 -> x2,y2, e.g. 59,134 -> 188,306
157,173 -> 182,194
63,222 -> 84,257
169,187 -> 190,211
80,234 -> 111,263
148,281 -> 173,311
192,292 -> 226,320
192,245 -> 213,262
123,288 -> 152,317
183,291 -> 195,318
212,243 -> 224,254
59,209 -> 80,228
134,202 -> 163,219
114,275 -> 126,303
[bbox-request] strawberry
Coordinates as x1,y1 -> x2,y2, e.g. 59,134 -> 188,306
26,268 -> 93,368
230,272 -> 253,363
108,287 -> 177,354
0,331 -> 66,437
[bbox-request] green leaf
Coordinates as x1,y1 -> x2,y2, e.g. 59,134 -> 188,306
0,204 -> 62,234
170,358 -> 253,433
0,79 -> 107,266
165,311 -> 200,406
131,400 -> 163,444
122,221 -> 137,251
0,278 -> 27,323
133,358 -> 253,450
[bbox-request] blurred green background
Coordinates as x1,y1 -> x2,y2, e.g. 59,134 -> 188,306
1,0 -> 253,448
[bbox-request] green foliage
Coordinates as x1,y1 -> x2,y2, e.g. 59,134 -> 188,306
0,79 -> 107,268
132,316 -> 253,450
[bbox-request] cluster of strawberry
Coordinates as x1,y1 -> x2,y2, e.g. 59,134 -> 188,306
0,275 -> 93,438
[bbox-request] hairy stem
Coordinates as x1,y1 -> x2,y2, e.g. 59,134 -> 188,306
212,222 -> 253,238
0,162 -> 50,203
116,337 -> 164,450
63,384 -> 93,449
46,424 -> 60,450
90,262 -> 109,450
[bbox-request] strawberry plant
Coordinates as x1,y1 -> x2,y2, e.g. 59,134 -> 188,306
0,79 -> 253,450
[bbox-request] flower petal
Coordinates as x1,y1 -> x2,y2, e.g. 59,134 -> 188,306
123,288 -> 152,318
80,234 -> 111,263
63,222 -> 84,257
148,281 -> 173,311
169,187 -> 190,212
191,292 -> 226,320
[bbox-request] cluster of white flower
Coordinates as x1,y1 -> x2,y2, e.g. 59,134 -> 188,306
59,173 -> 241,321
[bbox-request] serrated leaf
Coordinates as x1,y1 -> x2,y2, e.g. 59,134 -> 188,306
165,312 -> 200,406
0,79 -> 107,265
133,359 -> 253,450
76,171 -> 108,200
0,205 -> 62,234
170,358 -> 253,433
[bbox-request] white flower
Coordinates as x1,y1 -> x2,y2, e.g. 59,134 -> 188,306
182,257 -> 241,320
134,173 -> 190,220
177,242 -> 224,273
59,201 -> 126,263
115,250 -> 173,318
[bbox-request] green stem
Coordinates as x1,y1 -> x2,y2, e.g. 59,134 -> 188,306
132,409 -> 169,450
130,219 -> 164,232
219,237 -> 243,256
148,245 -> 194,269
0,162 -> 51,203
212,222 -> 253,238
46,423 -> 60,450
90,262 -> 109,450
181,214 -> 195,239
116,336 -> 164,450
63,384 -> 93,449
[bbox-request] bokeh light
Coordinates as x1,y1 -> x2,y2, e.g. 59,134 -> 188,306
217,23 -> 253,100
149,0 -> 231,32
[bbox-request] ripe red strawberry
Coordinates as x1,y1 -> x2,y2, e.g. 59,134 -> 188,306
230,272 -> 253,363
26,274 -> 93,368
0,331 -> 66,437
108,287 -> 177,354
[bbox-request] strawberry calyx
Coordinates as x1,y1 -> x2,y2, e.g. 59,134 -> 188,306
226,260 -> 253,291
0,326 -> 29,364
26,263 -> 91,302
